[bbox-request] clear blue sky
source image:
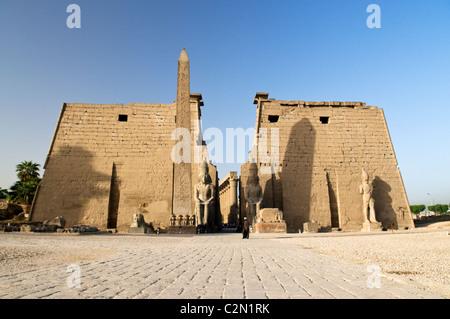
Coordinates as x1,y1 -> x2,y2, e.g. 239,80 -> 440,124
0,0 -> 449,205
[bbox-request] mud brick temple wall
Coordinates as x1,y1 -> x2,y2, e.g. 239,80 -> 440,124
30,50 -> 217,232
240,93 -> 414,233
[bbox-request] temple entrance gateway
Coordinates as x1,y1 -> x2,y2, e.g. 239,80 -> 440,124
30,50 -> 414,234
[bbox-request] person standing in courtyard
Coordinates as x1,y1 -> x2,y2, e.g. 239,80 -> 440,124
242,217 -> 250,239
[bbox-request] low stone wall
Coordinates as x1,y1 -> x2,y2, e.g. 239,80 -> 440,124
414,214 -> 450,225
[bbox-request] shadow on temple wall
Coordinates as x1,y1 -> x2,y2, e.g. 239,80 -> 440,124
31,146 -> 112,227
107,163 -> 120,228
281,118 -> 315,232
226,203 -> 238,226
326,171 -> 339,228
263,177 -> 274,209
262,173 -> 283,211
372,176 -> 398,229
215,193 -> 222,231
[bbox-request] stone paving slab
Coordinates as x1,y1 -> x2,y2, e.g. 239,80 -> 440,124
0,232 -> 445,299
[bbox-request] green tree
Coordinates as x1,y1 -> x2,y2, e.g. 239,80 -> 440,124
8,179 -> 41,205
7,161 -> 42,205
438,204 -> 448,214
427,204 -> 449,214
16,161 -> 41,182
0,188 -> 8,199
410,205 -> 426,214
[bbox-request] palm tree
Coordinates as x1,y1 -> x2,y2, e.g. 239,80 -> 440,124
16,161 -> 41,182
8,161 -> 42,205
0,187 -> 8,199
8,179 -> 40,205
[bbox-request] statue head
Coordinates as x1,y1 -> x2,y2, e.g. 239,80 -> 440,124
249,162 -> 258,174
200,160 -> 209,174
201,174 -> 210,184
361,168 -> 369,183
247,162 -> 259,185
198,160 -> 212,184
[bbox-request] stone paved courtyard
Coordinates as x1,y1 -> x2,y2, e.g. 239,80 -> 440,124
0,231 -> 446,299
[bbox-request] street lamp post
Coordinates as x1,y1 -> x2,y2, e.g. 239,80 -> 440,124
427,193 -> 435,215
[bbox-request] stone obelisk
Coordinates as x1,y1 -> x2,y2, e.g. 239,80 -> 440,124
172,48 -> 192,215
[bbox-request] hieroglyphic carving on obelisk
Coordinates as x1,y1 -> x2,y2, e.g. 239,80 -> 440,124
172,48 -> 192,215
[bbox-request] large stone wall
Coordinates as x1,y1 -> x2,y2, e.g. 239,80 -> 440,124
31,99 -> 215,232
29,51 -> 411,234
30,50 -> 217,232
31,102 -> 177,231
240,94 -> 414,233
218,172 -> 238,225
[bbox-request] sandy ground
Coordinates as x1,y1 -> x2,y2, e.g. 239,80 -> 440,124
0,226 -> 448,298
281,227 -> 450,298
0,235 -> 118,274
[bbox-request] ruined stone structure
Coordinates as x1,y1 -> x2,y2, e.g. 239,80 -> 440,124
240,93 -> 414,233
30,49 -> 219,232
29,50 -> 414,234
218,171 -> 239,226
254,208 -> 287,233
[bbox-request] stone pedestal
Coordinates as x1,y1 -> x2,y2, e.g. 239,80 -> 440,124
167,225 -> 197,234
257,208 -> 282,222
254,208 -> 287,233
128,227 -> 148,234
254,221 -> 287,233
303,221 -> 320,233
302,220 -> 332,233
361,221 -> 382,232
